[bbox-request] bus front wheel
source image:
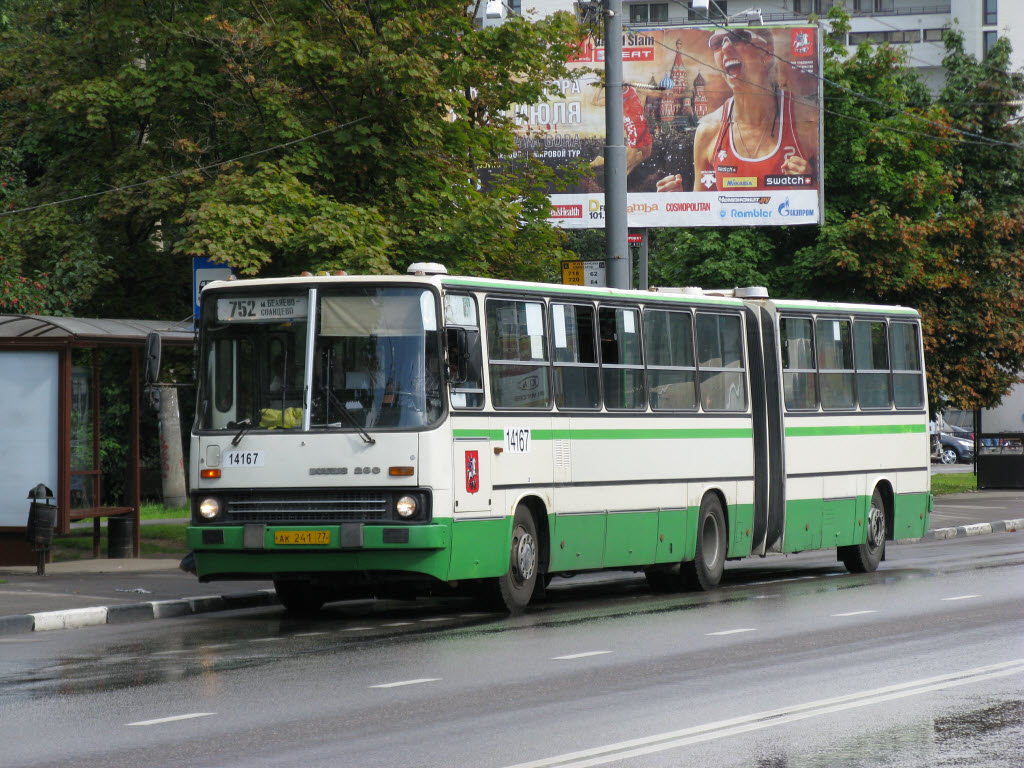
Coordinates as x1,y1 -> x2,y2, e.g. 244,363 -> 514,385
494,504 -> 539,614
681,493 -> 727,590
839,488 -> 886,574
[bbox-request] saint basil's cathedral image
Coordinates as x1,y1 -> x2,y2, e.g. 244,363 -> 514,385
643,40 -> 709,134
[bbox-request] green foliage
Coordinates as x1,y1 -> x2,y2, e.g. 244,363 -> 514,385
0,0 -> 585,315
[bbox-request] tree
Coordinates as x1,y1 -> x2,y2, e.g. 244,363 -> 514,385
0,1 -> 584,317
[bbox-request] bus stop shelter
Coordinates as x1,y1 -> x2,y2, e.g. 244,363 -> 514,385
0,315 -> 193,565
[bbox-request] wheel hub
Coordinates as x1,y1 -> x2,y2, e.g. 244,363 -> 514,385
514,529 -> 537,582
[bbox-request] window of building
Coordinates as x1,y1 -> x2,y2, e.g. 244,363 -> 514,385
923,28 -> 948,43
628,3 -> 669,23
686,1 -> 724,21
848,29 -> 920,45
600,306 -> 645,410
852,0 -> 894,10
645,309 -> 697,411
795,0 -> 844,15
984,0 -> 997,26
550,303 -> 600,410
984,30 -> 999,56
486,298 -> 550,409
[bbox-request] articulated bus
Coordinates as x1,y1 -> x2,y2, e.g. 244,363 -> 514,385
186,264 -> 932,613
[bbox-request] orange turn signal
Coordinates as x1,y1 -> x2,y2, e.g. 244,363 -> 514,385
389,466 -> 414,476
201,468 -> 222,479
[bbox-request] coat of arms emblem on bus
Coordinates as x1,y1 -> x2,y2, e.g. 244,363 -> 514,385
465,450 -> 479,494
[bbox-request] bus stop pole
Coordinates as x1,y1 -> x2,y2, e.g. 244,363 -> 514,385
603,0 -> 629,290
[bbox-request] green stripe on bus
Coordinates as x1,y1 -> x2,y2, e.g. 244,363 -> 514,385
453,427 -> 753,440
441,277 -> 740,306
785,424 -> 925,437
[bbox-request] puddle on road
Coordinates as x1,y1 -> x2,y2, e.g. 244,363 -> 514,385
743,697 -> 1024,768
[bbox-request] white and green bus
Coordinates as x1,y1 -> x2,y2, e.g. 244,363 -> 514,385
186,264 -> 932,613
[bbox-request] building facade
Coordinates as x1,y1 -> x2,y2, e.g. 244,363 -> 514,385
478,1 -> 1022,92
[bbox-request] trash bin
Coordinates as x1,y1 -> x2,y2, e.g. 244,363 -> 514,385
107,514 -> 134,559
26,483 -> 56,575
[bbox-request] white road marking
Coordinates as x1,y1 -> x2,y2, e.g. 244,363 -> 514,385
552,651 -> 613,661
706,628 -> 756,636
294,632 -> 327,637
381,622 -> 414,627
127,712 -> 215,727
369,678 -> 440,689
502,660 -> 1024,768
420,617 -> 450,622
832,610 -> 877,617
942,594 -> 981,601
344,627 -> 374,631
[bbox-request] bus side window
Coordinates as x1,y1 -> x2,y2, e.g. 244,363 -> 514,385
696,312 -> 747,411
854,320 -> 891,409
486,298 -> 551,409
890,322 -> 924,409
551,303 -> 600,410
816,317 -> 854,410
780,317 -> 816,411
645,308 -> 696,411
444,294 -> 484,409
599,306 -> 645,410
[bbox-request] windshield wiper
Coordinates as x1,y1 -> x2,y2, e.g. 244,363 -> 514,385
324,388 -> 375,445
229,418 -> 252,447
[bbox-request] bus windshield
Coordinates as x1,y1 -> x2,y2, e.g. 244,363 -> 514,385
196,286 -> 444,432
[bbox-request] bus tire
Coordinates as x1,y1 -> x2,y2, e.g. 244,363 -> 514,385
274,579 -> 327,616
839,487 -> 886,574
681,493 -> 727,591
494,504 -> 539,614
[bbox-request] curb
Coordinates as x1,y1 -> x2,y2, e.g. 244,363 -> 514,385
918,517 -> 1024,543
0,589 -> 280,637
2,519 -> 1022,635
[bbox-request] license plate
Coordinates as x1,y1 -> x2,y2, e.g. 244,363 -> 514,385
274,530 -> 331,545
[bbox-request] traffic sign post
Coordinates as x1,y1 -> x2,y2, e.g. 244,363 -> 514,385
193,257 -> 234,322
561,260 -> 607,287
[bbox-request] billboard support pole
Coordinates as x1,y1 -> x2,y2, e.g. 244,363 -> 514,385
603,0 -> 629,290
638,228 -> 649,291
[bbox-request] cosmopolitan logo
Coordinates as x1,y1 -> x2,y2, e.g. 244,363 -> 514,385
766,175 -> 814,187
723,177 -> 757,188
778,199 -> 816,217
666,202 -> 712,212
723,209 -> 772,219
551,204 -> 583,218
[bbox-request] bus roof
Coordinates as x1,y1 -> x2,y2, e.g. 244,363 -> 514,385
199,273 -> 919,316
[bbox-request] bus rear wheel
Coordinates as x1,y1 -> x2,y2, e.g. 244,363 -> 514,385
681,493 -> 727,591
274,578 -> 327,616
491,504 -> 539,614
839,488 -> 886,574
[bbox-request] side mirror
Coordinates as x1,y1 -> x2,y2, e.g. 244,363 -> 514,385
144,331 -> 162,385
446,328 -> 468,385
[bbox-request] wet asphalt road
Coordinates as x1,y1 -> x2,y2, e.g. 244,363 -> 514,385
1,533 -> 1022,768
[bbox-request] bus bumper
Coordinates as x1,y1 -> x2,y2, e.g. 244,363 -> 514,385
186,522 -> 451,581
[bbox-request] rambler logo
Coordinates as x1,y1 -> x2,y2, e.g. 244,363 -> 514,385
551,204 -> 583,218
778,198 -> 816,217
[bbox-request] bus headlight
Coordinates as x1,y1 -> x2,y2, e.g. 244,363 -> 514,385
395,496 -> 417,518
199,497 -> 221,520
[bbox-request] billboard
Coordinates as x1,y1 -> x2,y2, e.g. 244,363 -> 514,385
489,24 -> 823,229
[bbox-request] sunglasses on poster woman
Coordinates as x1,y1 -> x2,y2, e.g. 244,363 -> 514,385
708,28 -> 772,52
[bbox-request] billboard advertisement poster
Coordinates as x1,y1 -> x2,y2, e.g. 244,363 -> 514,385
487,25 -> 823,229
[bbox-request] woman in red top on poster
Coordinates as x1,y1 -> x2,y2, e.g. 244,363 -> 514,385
656,28 -> 817,193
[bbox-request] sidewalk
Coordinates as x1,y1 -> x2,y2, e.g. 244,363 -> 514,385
2,491 -> 1022,635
